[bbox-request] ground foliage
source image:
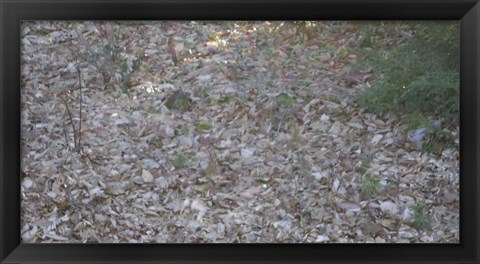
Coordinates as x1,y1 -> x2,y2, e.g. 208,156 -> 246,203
20,21 -> 459,243
356,21 -> 459,154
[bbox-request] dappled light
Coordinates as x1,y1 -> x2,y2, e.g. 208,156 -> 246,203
20,21 -> 459,243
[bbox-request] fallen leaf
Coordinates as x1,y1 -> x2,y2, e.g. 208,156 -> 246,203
142,169 -> 154,183
371,134 -> 383,145
191,198 -> 208,213
315,235 -> 330,243
379,201 -> 398,215
241,148 -> 254,158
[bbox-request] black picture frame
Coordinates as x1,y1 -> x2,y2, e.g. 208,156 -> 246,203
1,0 -> 478,263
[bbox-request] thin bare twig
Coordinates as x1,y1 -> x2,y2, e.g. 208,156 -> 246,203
241,158 -> 289,168
59,93 -> 77,149
66,38 -> 84,150
75,63 -> 83,149
62,121 -> 69,148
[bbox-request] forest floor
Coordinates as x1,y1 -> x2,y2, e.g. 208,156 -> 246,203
20,21 -> 459,243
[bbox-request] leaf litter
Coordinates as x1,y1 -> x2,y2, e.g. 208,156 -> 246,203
20,21 -> 459,243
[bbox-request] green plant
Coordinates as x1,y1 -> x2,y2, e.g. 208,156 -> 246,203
197,122 -> 212,132
411,200 -> 433,231
358,24 -> 375,48
178,124 -> 190,136
254,177 -> 269,184
356,22 -> 459,152
165,91 -> 192,111
233,93 -> 251,109
194,85 -> 212,101
356,161 -> 369,175
361,173 -> 381,199
291,125 -> 302,145
276,93 -> 297,108
173,154 -> 187,169
69,22 -> 142,94
118,55 -> 141,92
419,128 -> 457,154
